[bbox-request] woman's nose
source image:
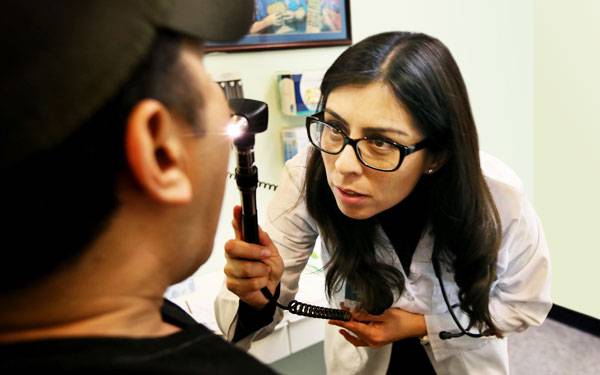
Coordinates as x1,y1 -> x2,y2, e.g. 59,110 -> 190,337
334,144 -> 363,175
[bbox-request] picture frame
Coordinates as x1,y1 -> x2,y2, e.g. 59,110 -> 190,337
206,0 -> 352,52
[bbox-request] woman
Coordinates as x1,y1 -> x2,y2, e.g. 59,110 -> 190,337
216,32 -> 551,374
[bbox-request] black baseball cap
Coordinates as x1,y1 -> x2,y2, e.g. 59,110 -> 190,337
0,0 -> 254,169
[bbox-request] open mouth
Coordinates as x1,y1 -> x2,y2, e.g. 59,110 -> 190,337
336,186 -> 367,197
338,187 -> 365,196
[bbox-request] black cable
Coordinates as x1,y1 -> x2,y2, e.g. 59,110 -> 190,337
228,172 -> 278,191
433,256 -> 487,340
259,287 -> 351,321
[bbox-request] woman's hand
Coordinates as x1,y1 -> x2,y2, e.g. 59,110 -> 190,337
223,206 -> 284,310
329,305 -> 427,347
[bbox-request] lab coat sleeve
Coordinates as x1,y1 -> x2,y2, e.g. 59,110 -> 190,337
425,190 -> 552,362
214,148 -> 319,348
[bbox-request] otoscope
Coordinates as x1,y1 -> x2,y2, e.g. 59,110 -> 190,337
229,98 -> 351,322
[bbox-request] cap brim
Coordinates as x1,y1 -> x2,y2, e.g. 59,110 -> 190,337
163,0 -> 255,42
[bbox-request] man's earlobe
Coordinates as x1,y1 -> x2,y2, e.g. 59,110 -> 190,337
124,99 -> 192,204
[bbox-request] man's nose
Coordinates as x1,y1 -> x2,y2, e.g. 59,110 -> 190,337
334,144 -> 363,175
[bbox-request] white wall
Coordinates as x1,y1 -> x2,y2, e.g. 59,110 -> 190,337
193,1 -> 535,281
534,0 -> 600,318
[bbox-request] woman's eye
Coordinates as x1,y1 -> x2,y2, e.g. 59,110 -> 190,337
323,123 -> 345,141
368,138 -> 391,149
327,122 -> 346,133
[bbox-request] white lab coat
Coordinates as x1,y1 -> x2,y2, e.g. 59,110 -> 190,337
215,147 -> 552,374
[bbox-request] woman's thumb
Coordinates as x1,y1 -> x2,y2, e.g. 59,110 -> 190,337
258,226 -> 276,253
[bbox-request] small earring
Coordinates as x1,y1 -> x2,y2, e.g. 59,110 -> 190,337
427,168 -> 434,174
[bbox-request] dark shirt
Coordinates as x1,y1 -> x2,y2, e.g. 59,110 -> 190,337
0,299 -> 277,374
377,182 -> 436,374
233,285 -> 280,342
376,179 -> 430,276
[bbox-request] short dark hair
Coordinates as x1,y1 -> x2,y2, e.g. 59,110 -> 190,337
1,31 -> 200,294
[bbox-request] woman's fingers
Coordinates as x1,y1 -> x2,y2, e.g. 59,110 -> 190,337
257,227 -> 282,260
329,316 -> 387,347
338,329 -> 367,347
225,275 -> 269,294
224,239 -> 271,260
329,319 -> 371,338
351,309 -> 383,323
231,206 -> 279,259
223,258 -> 270,279
224,208 -> 284,308
257,225 -> 273,247
338,302 -> 383,323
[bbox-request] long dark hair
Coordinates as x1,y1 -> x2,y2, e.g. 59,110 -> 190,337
304,32 -> 502,336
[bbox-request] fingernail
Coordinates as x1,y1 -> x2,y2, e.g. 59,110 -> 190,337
260,249 -> 271,257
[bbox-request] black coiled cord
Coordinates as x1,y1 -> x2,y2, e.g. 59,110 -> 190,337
261,286 -> 351,321
286,300 -> 351,321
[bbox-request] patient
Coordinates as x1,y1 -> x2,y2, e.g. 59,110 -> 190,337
0,1 -> 274,373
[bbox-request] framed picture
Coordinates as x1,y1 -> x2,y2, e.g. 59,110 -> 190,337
206,0 -> 352,52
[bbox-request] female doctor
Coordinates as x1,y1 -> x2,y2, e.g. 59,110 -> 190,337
215,32 -> 552,374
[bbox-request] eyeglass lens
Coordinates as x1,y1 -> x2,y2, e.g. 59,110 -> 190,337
308,119 -> 401,171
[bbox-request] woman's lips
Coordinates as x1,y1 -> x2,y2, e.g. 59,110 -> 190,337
337,186 -> 366,196
335,186 -> 368,205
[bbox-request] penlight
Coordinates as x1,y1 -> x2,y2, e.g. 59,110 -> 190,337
226,115 -> 248,139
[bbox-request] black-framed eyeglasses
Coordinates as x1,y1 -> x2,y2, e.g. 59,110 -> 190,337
305,112 -> 428,172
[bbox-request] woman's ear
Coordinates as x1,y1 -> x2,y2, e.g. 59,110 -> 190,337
124,99 -> 192,204
425,151 -> 449,175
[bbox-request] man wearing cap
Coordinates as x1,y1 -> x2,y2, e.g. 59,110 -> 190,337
0,1 -> 275,373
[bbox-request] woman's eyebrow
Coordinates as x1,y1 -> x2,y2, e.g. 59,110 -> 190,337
324,108 -> 348,124
324,108 -> 408,136
363,127 -> 408,136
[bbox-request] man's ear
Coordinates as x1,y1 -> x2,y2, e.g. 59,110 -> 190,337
124,99 -> 192,204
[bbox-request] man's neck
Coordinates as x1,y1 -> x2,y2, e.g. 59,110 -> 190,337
0,192 -> 198,343
0,289 -> 181,343
0,235 -> 180,342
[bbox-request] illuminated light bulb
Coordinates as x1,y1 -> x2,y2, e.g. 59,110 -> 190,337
226,115 -> 248,139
